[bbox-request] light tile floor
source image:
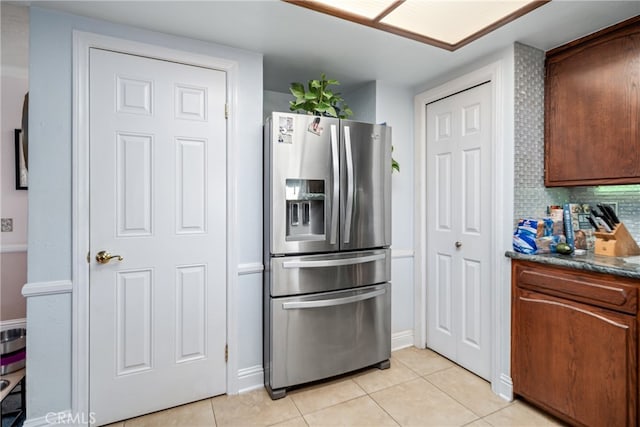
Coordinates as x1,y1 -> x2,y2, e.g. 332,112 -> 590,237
106,347 -> 567,427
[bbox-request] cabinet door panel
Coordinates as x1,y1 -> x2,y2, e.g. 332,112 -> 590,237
545,17 -> 640,186
512,288 -> 637,426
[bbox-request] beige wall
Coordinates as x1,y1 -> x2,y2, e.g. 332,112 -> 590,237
1,3 -> 29,323
1,4 -> 29,247
1,251 -> 26,320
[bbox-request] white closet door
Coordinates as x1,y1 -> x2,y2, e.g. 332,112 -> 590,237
426,82 -> 492,380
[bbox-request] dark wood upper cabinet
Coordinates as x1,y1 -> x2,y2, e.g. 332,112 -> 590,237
545,16 -> 640,187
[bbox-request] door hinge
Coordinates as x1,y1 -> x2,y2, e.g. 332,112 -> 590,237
87,251 -> 90,264
225,103 -> 229,119
225,344 -> 228,362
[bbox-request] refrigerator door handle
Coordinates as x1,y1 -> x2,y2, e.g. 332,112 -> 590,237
282,288 -> 386,310
330,124 -> 340,245
281,253 -> 386,269
344,126 -> 354,244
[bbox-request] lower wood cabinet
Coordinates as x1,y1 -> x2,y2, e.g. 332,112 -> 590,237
512,260 -> 638,426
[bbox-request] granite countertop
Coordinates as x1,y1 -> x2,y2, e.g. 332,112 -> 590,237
505,251 -> 640,280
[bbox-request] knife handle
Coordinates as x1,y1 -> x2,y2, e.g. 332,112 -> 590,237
596,204 -> 616,229
587,215 -> 599,230
604,204 -> 620,224
597,204 -> 614,224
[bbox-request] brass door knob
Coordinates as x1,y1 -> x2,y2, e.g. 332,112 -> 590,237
96,250 -> 124,264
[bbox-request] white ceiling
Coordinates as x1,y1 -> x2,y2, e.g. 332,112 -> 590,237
26,1 -> 640,92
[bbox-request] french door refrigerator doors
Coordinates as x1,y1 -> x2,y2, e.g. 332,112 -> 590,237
266,113 -> 340,255
340,120 -> 392,251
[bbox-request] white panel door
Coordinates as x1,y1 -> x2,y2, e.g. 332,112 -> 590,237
426,83 -> 491,380
89,48 -> 227,425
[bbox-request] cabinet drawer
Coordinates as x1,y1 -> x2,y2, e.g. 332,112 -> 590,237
514,262 -> 638,314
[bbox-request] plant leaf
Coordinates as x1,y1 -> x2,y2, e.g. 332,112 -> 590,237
290,90 -> 305,100
392,158 -> 400,173
288,73 -> 354,118
325,106 -> 338,117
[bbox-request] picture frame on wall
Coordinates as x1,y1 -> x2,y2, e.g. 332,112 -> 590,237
15,129 -> 27,190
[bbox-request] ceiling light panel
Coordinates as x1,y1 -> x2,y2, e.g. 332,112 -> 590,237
310,0 -> 396,19
285,0 -> 548,50
381,0 -> 535,45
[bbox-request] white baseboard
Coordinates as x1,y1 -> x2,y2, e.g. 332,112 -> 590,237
23,410 -> 76,427
237,365 -> 264,394
23,409 -> 96,426
391,329 -> 414,351
494,373 -> 514,401
22,416 -> 48,427
0,318 -> 26,332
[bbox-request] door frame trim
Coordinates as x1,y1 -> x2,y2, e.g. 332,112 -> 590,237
71,30 -> 239,418
413,58 -> 514,399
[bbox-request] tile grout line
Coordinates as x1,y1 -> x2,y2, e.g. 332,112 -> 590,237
392,349 -> 460,378
420,368 -> 516,425
295,392 -> 371,418
361,351 -> 454,427
363,360 -> 433,427
421,369 -> 487,422
209,397 -> 218,427
284,393 -> 309,426
366,390 -> 402,427
290,376 -> 403,423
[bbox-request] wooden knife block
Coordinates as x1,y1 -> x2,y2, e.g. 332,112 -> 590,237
594,222 -> 640,257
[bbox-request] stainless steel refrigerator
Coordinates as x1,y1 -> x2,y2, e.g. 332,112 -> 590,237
263,112 -> 392,399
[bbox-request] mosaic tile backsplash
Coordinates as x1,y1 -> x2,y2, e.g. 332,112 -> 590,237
568,185 -> 640,242
512,43 -> 640,242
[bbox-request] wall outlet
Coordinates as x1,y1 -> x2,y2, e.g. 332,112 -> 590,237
609,201 -> 619,215
1,218 -> 13,232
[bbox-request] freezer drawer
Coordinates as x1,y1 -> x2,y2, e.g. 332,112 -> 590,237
270,249 -> 390,297
267,283 -> 391,392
